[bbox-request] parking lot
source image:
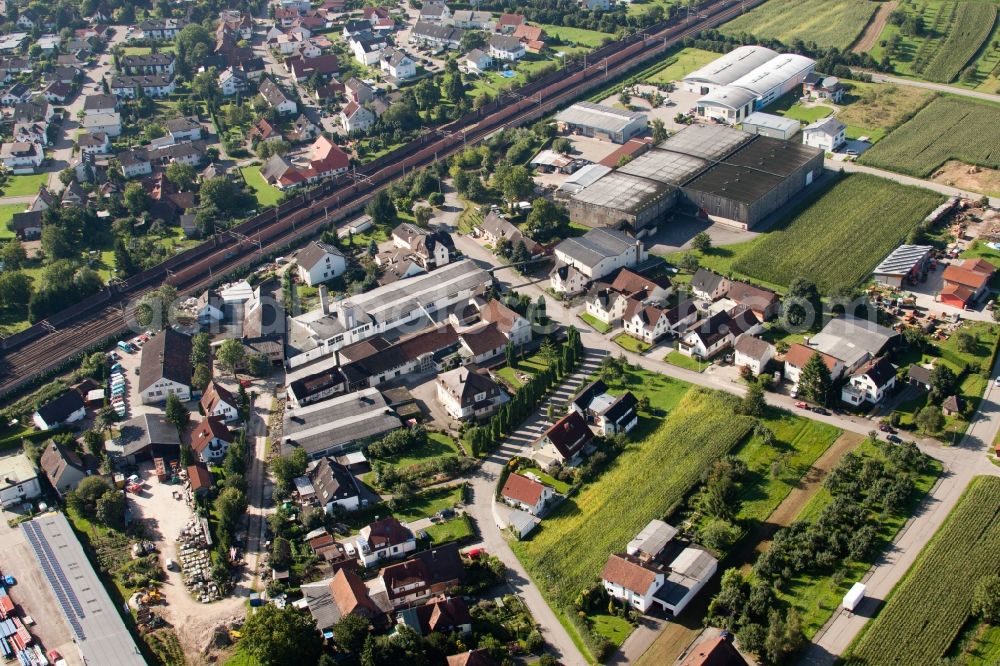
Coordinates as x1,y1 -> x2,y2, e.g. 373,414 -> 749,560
0,515 -> 80,666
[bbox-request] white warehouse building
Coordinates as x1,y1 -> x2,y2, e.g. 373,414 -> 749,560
688,47 -> 815,124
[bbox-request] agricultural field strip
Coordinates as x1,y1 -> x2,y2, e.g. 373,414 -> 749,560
512,388 -> 755,608
718,0 -> 880,51
860,96 -> 1000,177
847,476 -> 1000,666
733,174 -> 944,292
920,3 -> 998,82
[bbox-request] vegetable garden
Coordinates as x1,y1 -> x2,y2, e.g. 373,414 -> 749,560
859,96 -> 1000,177
846,476 -> 1000,666
718,0 -> 880,51
732,174 -> 944,293
511,388 -> 754,608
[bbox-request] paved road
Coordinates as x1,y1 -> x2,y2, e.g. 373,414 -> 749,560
868,72 -> 1000,104
837,161 -> 1000,208
444,215 -> 1000,665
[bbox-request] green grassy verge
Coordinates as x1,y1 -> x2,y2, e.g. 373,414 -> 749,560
578,312 -> 612,334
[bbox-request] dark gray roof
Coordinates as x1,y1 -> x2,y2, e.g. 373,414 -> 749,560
556,228 -> 638,269
35,390 -> 85,424
310,458 -> 360,503
118,413 -> 180,456
690,268 -> 725,294
297,240 -> 344,271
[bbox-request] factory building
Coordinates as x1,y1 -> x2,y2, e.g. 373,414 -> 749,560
555,101 -> 648,144
567,124 -> 823,231
740,112 -> 800,140
685,48 -> 815,124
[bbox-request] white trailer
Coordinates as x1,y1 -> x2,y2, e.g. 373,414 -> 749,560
843,582 -> 866,612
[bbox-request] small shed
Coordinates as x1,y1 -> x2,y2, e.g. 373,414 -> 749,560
942,394 -> 964,416
741,112 -> 800,140
507,509 -> 539,539
843,582 -> 866,611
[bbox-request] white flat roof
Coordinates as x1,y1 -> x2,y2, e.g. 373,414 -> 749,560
742,112 -> 800,133
683,45 -> 778,86
729,53 -> 815,95
696,85 -> 757,111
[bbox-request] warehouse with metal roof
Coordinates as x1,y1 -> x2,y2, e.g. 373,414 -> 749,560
728,52 -> 815,107
740,112 -> 800,140
23,513 -> 146,666
568,124 -> 824,231
283,387 -> 401,459
682,45 -> 778,93
555,101 -> 648,144
871,245 -> 934,287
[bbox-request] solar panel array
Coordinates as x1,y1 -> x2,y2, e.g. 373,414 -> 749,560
21,521 -> 86,640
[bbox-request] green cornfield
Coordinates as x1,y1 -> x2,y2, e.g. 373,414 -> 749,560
718,0 -> 879,51
733,174 -> 944,292
859,96 -> 1000,177
918,3 -> 997,83
511,388 -> 754,608
846,476 -> 1000,666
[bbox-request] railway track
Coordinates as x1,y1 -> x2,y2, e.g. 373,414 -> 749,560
0,0 -> 762,401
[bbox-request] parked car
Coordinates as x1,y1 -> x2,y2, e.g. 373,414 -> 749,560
879,424 -> 896,433
812,407 -> 830,415
795,401 -> 809,409
887,434 -> 903,444
436,508 -> 456,521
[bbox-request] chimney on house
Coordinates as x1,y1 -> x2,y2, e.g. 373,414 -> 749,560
319,284 -> 330,315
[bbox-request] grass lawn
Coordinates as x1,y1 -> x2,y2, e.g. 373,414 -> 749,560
612,332 -> 650,354
535,24 -> 612,48
0,203 -> 23,240
511,387 -> 755,653
967,624 -> 1000,665
590,613 -> 634,646
774,439 -> 942,638
494,353 -> 551,390
578,312 -> 611,334
663,350 -> 705,372
392,485 -> 465,524
424,514 -> 474,545
361,433 -> 460,484
836,80 -> 935,143
1,173 -> 48,197
733,411 -> 842,523
660,241 -> 787,295
240,166 -> 282,206
768,92 -> 834,124
646,47 -> 720,84
520,467 -> 571,494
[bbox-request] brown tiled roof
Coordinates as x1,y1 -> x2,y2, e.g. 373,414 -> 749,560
598,137 -> 653,168
784,343 -> 839,371
943,263 -> 992,290
501,473 -> 545,505
624,298 -> 664,328
610,268 -> 669,297
418,596 -> 471,633
447,649 -> 496,666
363,517 -> 413,550
138,329 -> 193,393
187,463 -> 213,492
380,543 -> 464,600
460,322 -> 508,356
726,280 -> 777,311
601,553 -> 658,594
330,568 -> 381,618
479,299 -> 522,334
543,411 -> 593,459
733,335 -> 772,360
678,634 -> 749,666
189,416 -> 234,453
201,381 -> 236,415
39,440 -> 89,486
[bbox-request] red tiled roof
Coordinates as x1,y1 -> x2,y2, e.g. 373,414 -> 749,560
784,343 -> 839,371
501,473 -> 545,505
189,415 -> 234,453
601,554 -> 658,594
187,464 -> 213,492
542,410 -> 593,459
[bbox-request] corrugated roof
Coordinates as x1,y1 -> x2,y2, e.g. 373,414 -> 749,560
872,245 -> 933,277
729,53 -> 814,95
556,101 -> 647,134
683,45 -> 779,86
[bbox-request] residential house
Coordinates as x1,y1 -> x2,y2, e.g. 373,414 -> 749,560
398,596 -> 472,636
10,211 -> 42,239
314,81 -> 346,103
380,48 -> 416,80
448,651 -> 496,666
0,33 -> 28,53
419,1 -> 452,22
550,228 -> 645,293
550,263 -> 589,296
533,411 -> 594,470
138,328 -> 193,404
77,131 -> 111,155
678,308 -> 762,359
459,323 -> 508,365
479,298 -> 532,346
286,114 -> 319,143
250,118 -> 282,143
297,241 -> 347,286
808,317 -> 899,374
512,24 -> 545,53
727,280 -> 779,321
329,568 -> 386,620
138,18 -> 189,41
733,335 -> 775,376
190,416 -> 235,463
41,81 -> 72,104
842,356 -> 896,406
39,440 -> 97,496
908,365 -> 933,392
196,289 -> 224,325
436,365 -> 508,420
943,394 -> 965,416
16,10 -> 40,29
409,22 -> 464,50
355,516 -> 417,567
188,464 -> 213,498
61,180 -> 85,207
201,381 -> 240,422
219,67 -> 249,96
375,543 -> 465,609
109,75 -> 176,98
391,222 -> 453,269
260,136 -> 349,188
802,73 -> 844,103
0,82 -> 30,106
0,142 -> 42,172
119,149 -> 153,178
350,32 -> 387,66
495,13 -> 525,33
500,473 -> 554,515
0,453 -> 41,507
601,554 -> 664,613
488,34 -> 525,61
165,117 -> 202,143
802,117 -> 845,152
121,53 -> 175,76
462,49 -> 492,74
622,300 -> 674,344
346,77 -> 375,104
478,211 -> 540,257
571,380 -> 639,436
32,391 -> 86,430
783,342 -> 844,388
286,54 -> 340,82
941,258 -> 995,308
81,111 -> 122,137
452,10 -> 492,29
259,78 -> 298,115
310,457 -> 361,512
342,19 -> 372,38
341,101 -> 375,133
690,269 -> 731,301
83,94 -> 117,115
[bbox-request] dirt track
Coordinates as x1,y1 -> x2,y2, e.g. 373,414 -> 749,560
853,1 -> 898,53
